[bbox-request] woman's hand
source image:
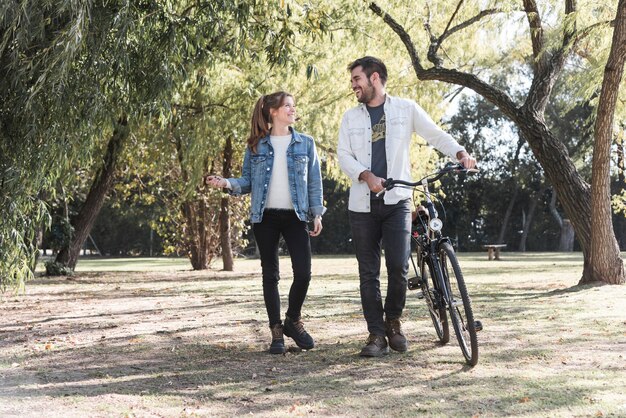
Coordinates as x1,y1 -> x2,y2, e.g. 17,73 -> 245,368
205,175 -> 228,188
309,216 -> 323,237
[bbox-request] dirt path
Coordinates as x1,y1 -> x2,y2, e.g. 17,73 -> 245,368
1,254 -> 625,417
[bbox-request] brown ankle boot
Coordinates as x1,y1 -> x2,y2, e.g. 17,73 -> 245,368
359,334 -> 389,357
385,318 -> 408,352
283,316 -> 314,349
269,323 -> 286,354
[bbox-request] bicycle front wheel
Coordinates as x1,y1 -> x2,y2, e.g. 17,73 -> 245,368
439,242 -> 478,366
421,257 -> 449,344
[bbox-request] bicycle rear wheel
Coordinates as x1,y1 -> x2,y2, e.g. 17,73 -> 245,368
439,242 -> 478,365
420,257 -> 449,344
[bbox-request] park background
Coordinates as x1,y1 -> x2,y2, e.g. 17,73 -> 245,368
1,0 -> 625,286
1,1 -> 626,416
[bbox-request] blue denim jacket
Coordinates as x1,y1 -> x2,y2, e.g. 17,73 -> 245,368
227,127 -> 326,223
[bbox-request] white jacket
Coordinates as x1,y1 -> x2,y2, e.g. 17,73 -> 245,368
337,95 -> 465,212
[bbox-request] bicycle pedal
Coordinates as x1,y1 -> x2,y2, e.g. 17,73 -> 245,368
415,291 -> 424,299
407,276 -> 421,290
474,320 -> 483,332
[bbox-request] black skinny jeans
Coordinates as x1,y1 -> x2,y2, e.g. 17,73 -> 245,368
349,199 -> 412,336
253,209 -> 312,327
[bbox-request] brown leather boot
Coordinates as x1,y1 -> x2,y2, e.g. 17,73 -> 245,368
269,323 -> 286,354
385,318 -> 408,352
359,334 -> 389,357
283,316 -> 314,349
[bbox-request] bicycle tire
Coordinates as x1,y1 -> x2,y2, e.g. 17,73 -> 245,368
420,257 -> 449,344
439,242 -> 478,366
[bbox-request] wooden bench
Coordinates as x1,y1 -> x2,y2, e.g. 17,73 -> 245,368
483,244 -> 507,260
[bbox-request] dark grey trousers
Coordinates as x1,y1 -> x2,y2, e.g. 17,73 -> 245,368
349,199 -> 411,336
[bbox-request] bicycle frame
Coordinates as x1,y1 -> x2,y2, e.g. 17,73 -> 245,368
413,179 -> 454,316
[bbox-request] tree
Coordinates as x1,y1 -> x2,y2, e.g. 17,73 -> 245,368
587,0 -> 626,283
368,0 -> 625,284
53,116 -> 129,270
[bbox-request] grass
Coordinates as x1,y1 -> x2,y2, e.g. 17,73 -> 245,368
3,252 -> 626,417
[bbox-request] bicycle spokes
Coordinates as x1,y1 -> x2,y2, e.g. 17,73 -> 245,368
439,242 -> 478,366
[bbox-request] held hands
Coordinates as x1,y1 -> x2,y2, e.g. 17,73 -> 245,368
310,217 -> 323,237
205,175 -> 228,188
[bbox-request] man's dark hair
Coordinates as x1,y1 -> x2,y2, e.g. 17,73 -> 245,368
347,56 -> 388,86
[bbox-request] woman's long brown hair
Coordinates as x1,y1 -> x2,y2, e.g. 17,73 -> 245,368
247,91 -> 293,153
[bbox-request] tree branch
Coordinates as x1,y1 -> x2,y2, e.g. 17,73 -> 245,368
173,103 -> 233,116
442,0 -> 465,38
369,2 -> 520,121
429,7 -> 502,66
523,0 -> 545,72
524,0 -> 577,115
369,2 -> 424,72
572,19 -> 615,59
439,8 -> 501,44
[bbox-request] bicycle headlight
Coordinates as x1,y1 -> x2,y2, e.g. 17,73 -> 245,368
429,218 -> 443,231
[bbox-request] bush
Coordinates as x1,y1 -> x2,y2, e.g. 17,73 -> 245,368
45,261 -> 74,276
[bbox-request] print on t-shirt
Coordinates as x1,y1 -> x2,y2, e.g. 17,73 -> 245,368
371,113 -> 386,143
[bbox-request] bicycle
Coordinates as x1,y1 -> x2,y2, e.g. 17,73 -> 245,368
380,162 -> 482,366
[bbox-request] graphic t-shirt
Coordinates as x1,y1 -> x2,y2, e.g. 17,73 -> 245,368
367,103 -> 387,199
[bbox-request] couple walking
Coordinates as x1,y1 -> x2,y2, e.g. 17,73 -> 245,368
206,56 -> 476,357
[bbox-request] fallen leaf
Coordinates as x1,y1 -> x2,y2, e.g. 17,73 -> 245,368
519,397 -> 531,403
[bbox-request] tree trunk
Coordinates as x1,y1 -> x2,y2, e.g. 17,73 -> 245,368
582,0 -> 626,285
181,200 -> 211,270
497,137 -> 525,245
55,115 -> 129,270
518,191 -> 540,252
219,136 -> 234,271
498,185 -> 517,245
174,130 -> 215,270
559,219 -> 575,252
549,190 -> 575,252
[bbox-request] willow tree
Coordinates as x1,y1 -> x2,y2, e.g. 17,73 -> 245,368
361,0 -> 626,285
150,62 -> 255,270
0,1 -> 311,283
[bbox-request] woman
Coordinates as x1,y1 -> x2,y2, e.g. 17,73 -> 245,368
206,91 -> 326,354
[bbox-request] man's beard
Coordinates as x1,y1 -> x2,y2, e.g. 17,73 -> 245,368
356,79 -> 375,104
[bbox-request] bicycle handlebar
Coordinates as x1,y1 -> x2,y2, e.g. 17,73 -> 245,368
382,162 -> 479,191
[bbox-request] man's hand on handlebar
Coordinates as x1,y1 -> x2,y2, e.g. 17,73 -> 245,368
456,150 -> 477,170
359,170 -> 386,194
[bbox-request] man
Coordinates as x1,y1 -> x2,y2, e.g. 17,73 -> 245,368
337,56 -> 476,357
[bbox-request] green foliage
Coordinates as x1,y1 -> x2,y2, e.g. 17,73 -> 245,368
0,0 -> 307,286
4,0 -> 624,285
44,261 -> 74,277
46,217 -> 74,253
